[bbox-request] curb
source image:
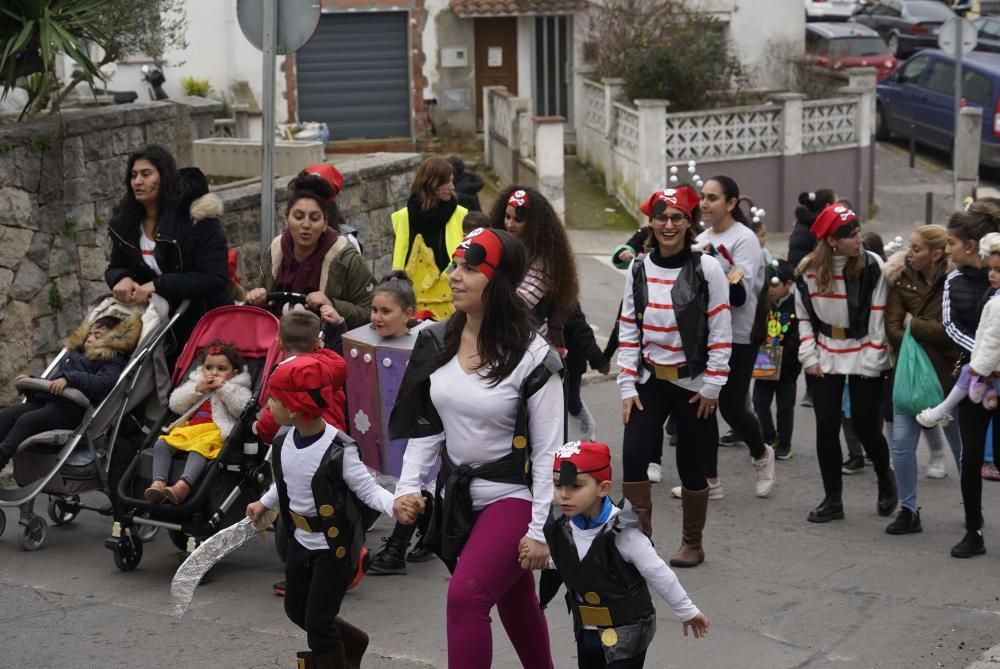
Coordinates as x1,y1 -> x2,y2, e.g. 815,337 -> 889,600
968,643 -> 1000,668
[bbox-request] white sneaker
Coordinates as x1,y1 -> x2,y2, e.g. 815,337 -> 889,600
647,463 -> 663,483
753,444 -> 776,498
916,408 -> 950,429
926,455 -> 947,479
574,403 -> 597,441
670,481 -> 724,499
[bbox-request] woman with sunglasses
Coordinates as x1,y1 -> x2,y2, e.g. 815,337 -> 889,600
618,187 -> 732,568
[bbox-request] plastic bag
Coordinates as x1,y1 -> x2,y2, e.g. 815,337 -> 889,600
892,323 -> 944,416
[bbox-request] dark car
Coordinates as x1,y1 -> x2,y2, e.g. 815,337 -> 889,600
851,0 -> 956,56
806,22 -> 898,80
973,16 -> 1000,53
876,49 -> 1000,166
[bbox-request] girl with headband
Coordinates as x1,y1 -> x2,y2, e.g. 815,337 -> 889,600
389,227 -> 563,668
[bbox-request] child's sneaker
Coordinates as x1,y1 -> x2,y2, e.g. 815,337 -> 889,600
671,481 -> 724,499
773,442 -> 792,460
916,408 -> 950,428
647,462 -> 663,483
982,462 -> 1000,481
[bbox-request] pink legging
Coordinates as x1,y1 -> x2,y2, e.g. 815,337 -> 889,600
446,497 -> 554,669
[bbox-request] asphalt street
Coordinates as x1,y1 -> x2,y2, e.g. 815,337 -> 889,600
2,243 -> 1000,669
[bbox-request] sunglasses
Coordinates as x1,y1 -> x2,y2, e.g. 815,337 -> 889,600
651,213 -> 688,225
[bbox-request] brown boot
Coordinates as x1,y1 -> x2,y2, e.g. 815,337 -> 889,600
669,487 -> 709,568
313,642 -> 347,669
296,651 -> 315,669
143,480 -> 167,503
336,617 -> 369,669
622,481 -> 653,537
163,479 -> 191,505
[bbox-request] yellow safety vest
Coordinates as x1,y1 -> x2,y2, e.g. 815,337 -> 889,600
390,205 -> 467,320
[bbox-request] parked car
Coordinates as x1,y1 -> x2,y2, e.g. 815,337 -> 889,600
973,16 -> 1000,53
851,0 -> 956,56
806,22 -> 898,80
806,0 -> 863,22
876,49 -> 1000,166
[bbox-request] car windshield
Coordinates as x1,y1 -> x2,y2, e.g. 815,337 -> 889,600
906,1 -> 955,20
828,37 -> 890,57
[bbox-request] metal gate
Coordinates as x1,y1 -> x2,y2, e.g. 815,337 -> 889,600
535,16 -> 570,120
295,12 -> 410,140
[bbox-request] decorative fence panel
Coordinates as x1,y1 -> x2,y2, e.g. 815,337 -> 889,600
664,105 -> 782,162
802,98 -> 859,152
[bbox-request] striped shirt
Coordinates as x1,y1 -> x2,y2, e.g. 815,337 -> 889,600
795,251 -> 890,377
519,259 -> 550,337
139,230 -> 162,276
616,250 -> 732,400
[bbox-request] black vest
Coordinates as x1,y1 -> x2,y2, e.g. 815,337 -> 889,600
795,252 -> 881,340
543,505 -> 657,662
272,430 -> 366,581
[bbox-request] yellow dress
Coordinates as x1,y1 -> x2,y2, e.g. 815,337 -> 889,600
162,422 -> 224,460
406,234 -> 455,320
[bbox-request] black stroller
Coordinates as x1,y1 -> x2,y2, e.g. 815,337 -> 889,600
108,304 -> 281,571
0,296 -> 178,551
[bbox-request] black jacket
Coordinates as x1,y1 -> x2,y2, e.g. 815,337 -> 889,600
454,172 -> 484,212
943,265 -> 991,356
765,292 -> 801,378
54,350 -> 127,406
106,167 -> 232,348
787,206 -> 818,267
564,303 -> 605,374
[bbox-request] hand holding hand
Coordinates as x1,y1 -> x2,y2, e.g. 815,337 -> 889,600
48,377 -> 68,395
622,396 -> 644,425
393,493 -> 426,524
132,281 -> 155,304
683,612 -> 710,639
805,363 -> 824,378
597,360 -> 611,375
689,392 -> 718,419
518,536 -> 550,570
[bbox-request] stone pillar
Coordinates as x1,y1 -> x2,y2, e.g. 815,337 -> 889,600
634,99 -> 669,211
573,65 -> 597,136
601,78 -> 625,193
233,104 -> 250,138
771,93 -> 806,232
534,116 -> 566,219
509,96 -> 532,185
840,81 -> 877,219
173,95 -> 223,141
955,107 -> 983,208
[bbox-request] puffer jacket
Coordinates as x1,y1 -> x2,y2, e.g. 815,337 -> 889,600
883,251 -> 961,391
54,313 -> 143,405
970,293 -> 1000,375
942,265 -> 991,357
787,206 -> 818,267
168,367 -> 253,439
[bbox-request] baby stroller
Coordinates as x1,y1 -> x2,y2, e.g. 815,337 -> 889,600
0,296 -> 177,551
108,305 -> 281,571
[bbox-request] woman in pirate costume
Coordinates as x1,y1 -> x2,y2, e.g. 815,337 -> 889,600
389,227 -> 563,668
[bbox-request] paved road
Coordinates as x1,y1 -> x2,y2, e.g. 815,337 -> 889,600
2,249 -> 1000,669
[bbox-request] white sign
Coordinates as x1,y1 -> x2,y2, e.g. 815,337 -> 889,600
487,46 -> 503,68
938,17 -> 978,57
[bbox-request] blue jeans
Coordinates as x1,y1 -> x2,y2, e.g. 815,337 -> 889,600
891,414 -> 962,512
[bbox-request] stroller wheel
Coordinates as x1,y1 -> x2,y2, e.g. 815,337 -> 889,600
47,495 -> 81,526
133,513 -> 159,543
112,533 -> 143,572
18,514 -> 47,551
168,529 -> 191,552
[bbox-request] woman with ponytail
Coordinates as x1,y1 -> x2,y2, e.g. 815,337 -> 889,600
788,189 -> 836,267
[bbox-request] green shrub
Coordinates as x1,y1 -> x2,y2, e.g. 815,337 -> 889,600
181,76 -> 213,97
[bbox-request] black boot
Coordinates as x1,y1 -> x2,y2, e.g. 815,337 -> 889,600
335,618 -> 368,669
807,495 -> 844,523
313,643 -> 347,669
876,471 -> 898,517
368,536 -> 407,575
296,651 -> 315,669
406,531 -> 435,562
885,507 -> 922,535
951,528 -> 986,558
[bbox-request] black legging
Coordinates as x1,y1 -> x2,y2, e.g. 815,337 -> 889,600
0,399 -> 85,463
956,399 -> 995,531
705,343 -> 766,478
284,537 -> 349,651
811,373 -> 891,496
752,377 -> 797,453
623,378 -> 708,491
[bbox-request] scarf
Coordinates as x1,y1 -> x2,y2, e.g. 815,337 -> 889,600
406,194 -> 458,271
276,226 -> 339,294
571,496 -> 615,530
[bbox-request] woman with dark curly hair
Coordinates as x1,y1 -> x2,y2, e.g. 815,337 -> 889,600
489,186 -> 580,348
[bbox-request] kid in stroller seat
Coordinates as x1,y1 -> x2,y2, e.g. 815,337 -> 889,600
145,340 -> 252,505
0,312 -> 142,473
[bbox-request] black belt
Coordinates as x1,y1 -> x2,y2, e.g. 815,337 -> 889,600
815,322 -> 865,340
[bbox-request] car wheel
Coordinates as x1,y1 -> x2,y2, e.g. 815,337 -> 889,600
875,102 -> 891,141
887,33 -> 900,57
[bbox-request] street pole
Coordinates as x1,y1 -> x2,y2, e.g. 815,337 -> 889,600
954,19 -> 963,207
260,0 -> 277,264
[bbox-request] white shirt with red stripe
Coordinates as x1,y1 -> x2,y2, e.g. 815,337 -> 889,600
616,249 -> 732,400
519,259 -> 550,337
139,230 -> 162,276
795,251 -> 890,377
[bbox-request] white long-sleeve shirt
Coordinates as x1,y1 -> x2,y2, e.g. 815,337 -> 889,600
796,251 -> 890,377
697,222 -> 764,344
553,506 -> 700,626
395,334 -> 563,544
261,424 -> 394,551
616,250 -> 732,400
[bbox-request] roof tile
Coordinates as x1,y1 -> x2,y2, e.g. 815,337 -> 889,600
450,0 -> 589,16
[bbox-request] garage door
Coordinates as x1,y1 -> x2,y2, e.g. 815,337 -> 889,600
295,12 -> 411,140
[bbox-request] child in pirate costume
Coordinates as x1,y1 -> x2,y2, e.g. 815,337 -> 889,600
544,441 -> 710,668
247,355 -> 402,669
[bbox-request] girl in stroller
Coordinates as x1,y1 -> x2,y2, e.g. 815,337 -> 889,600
145,340 -> 251,505
0,313 -> 142,473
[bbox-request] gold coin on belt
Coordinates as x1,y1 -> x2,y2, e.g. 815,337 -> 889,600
727,268 -> 745,285
601,628 -> 618,647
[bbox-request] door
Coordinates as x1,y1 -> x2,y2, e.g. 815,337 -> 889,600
535,16 -> 570,119
475,17 -> 519,130
296,12 -> 411,140
921,58 -> 958,149
883,53 -> 931,135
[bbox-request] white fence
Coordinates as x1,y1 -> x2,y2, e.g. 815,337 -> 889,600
483,86 -> 565,218
572,66 -> 878,226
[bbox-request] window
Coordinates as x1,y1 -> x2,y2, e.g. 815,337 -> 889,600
805,31 -> 826,53
898,55 -> 929,84
906,1 -> 958,21
828,37 -> 890,57
964,70 -> 993,108
925,61 -> 954,95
